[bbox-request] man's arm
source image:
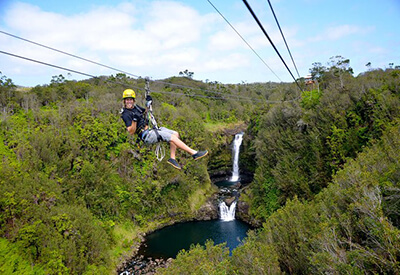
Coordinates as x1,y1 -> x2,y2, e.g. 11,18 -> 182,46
127,120 -> 137,135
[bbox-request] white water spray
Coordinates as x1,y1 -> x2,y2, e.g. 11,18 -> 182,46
230,133 -> 244,182
219,201 -> 237,221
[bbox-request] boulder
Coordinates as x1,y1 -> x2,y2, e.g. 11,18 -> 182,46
224,196 -> 236,207
194,195 -> 219,220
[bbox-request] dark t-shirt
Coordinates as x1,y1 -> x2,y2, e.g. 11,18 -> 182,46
121,105 -> 147,134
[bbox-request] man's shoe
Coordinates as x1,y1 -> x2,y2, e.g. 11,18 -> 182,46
192,150 -> 208,160
167,158 -> 182,170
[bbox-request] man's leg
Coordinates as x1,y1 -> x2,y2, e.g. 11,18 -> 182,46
170,139 -> 177,159
170,135 -> 196,157
169,131 -> 179,159
157,128 -> 207,166
167,132 -> 195,170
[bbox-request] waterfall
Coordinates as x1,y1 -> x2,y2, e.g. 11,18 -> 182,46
219,201 -> 237,221
230,133 -> 244,182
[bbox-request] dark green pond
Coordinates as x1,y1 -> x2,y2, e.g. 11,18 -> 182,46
214,179 -> 238,188
138,219 -> 251,259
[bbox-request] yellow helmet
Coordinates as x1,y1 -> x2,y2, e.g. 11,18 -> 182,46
123,89 -> 136,99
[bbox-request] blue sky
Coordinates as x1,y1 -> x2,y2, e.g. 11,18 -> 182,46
0,0 -> 399,86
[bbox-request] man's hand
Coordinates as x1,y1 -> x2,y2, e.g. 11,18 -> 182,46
127,120 -> 137,135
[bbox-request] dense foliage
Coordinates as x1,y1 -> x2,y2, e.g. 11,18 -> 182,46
162,119 -> 400,274
244,64 -> 400,220
1,59 -> 399,274
158,64 -> 400,274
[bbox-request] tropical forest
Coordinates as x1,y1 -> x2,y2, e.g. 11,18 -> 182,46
1,56 -> 400,274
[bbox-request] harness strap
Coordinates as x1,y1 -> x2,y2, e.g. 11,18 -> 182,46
152,127 -> 164,142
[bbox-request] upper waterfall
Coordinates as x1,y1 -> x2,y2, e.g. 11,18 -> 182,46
230,133 -> 244,182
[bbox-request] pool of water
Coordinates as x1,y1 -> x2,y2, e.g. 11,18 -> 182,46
214,179 -> 239,188
138,219 -> 251,259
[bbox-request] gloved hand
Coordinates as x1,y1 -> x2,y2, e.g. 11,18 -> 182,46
146,95 -> 152,108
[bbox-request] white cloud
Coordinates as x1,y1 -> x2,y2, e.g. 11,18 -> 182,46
368,47 -> 387,54
310,24 -> 374,42
204,53 -> 249,71
208,20 -> 277,52
327,25 -> 372,40
1,1 -> 211,81
4,2 -> 141,52
145,1 -> 205,48
209,29 -> 242,51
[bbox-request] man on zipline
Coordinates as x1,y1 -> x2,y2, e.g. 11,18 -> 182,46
121,89 -> 208,170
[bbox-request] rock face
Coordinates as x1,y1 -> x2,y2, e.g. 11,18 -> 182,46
236,199 -> 262,228
194,194 -> 219,220
224,196 -> 236,207
207,123 -> 248,183
222,123 -> 247,136
119,255 -> 172,275
208,169 -> 231,183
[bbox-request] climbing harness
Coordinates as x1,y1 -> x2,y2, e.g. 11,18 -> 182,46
145,77 -> 166,161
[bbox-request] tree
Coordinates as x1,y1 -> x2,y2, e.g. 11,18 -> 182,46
0,72 -> 16,108
50,74 -> 66,85
327,55 -> 353,88
178,69 -> 194,79
309,62 -> 326,82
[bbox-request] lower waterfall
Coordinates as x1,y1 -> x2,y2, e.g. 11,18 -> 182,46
219,201 -> 237,221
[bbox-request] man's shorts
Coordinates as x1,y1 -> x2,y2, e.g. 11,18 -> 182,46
142,127 -> 177,144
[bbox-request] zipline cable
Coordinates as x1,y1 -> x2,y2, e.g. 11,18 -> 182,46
206,0 -> 282,82
1,49 -> 291,103
242,0 -> 303,91
0,30 -> 260,102
0,50 -> 97,79
266,0 -> 300,79
0,30 -> 141,79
